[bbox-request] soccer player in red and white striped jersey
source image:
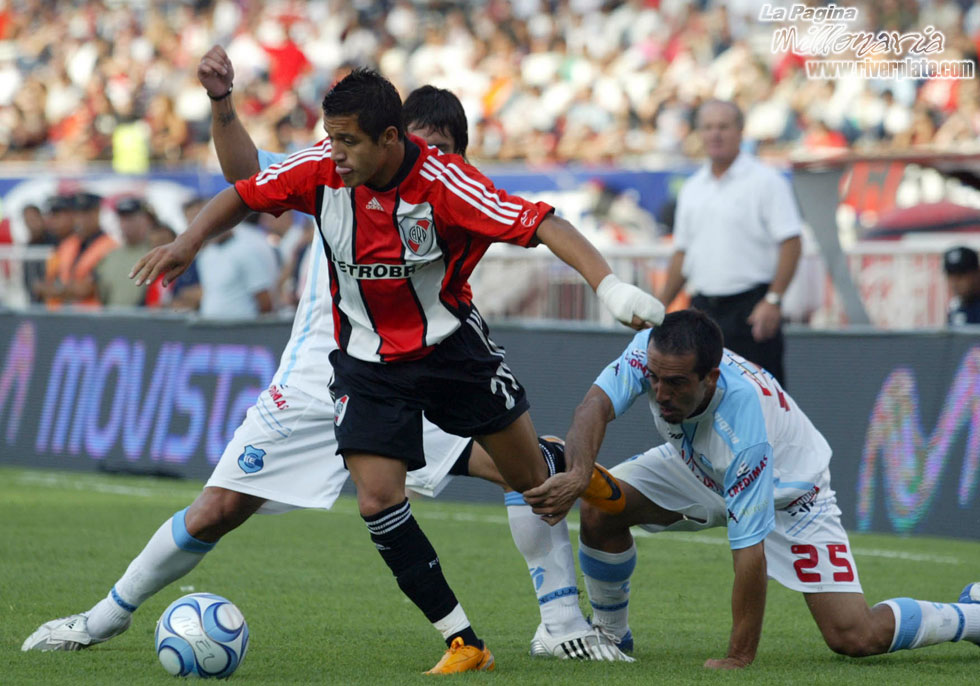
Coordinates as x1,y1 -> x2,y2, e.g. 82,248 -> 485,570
239,132 -> 544,362
132,68 -> 664,673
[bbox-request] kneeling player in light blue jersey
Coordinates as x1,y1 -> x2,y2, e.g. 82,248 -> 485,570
21,46 -> 631,666
527,309 -> 980,668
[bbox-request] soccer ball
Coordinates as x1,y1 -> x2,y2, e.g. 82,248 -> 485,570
155,593 -> 249,678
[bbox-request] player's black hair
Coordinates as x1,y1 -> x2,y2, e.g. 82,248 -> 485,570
403,85 -> 468,156
321,68 -> 404,142
650,309 -> 724,379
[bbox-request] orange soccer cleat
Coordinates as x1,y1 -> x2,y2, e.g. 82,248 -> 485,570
424,637 -> 495,675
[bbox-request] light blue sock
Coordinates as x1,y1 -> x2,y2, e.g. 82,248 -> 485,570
878,598 -> 980,650
87,508 -> 215,638
579,539 -> 636,641
505,492 -> 589,636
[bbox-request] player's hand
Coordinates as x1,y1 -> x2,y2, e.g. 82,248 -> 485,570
597,274 -> 665,330
747,300 -> 780,342
523,471 -> 590,525
130,233 -> 201,287
198,45 -> 234,98
704,656 -> 751,670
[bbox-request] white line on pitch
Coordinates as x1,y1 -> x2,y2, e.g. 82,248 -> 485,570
15,471 -> 192,498
16,471 -> 967,565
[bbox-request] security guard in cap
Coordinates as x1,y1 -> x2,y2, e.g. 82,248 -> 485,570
37,191 -> 117,307
943,245 -> 980,325
37,194 -> 81,305
95,197 -> 155,307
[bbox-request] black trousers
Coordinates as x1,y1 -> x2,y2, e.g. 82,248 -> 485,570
691,284 -> 786,387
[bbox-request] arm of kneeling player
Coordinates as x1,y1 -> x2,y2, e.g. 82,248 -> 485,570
705,541 -> 767,670
523,384 -> 615,517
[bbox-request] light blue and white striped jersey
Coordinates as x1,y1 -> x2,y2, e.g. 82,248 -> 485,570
258,150 -> 336,398
595,329 -> 832,549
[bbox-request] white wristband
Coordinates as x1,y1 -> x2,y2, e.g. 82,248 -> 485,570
596,274 -> 666,326
595,274 -> 622,303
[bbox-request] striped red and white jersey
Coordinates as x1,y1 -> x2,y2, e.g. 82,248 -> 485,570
235,135 -> 553,362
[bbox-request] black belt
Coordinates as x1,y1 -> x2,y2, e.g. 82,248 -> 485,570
692,284 -> 769,309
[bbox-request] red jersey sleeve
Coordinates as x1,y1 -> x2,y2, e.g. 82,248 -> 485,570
234,140 -> 332,217
421,154 -> 553,247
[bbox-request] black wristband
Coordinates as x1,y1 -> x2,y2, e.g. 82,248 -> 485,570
208,85 -> 232,101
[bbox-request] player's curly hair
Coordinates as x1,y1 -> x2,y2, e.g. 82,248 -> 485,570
650,309 -> 724,379
322,68 -> 404,142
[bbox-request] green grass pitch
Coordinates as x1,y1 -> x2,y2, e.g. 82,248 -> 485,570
2,467 -> 977,685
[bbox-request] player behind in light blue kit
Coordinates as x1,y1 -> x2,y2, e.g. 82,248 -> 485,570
527,309 -> 980,668
22,48 -> 637,668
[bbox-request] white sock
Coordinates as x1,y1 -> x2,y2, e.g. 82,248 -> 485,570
433,604 -> 471,641
505,494 -> 590,636
86,508 -> 215,639
879,598 -> 980,651
578,539 -> 636,641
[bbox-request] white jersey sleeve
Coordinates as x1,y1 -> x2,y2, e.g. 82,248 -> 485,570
593,329 -> 653,417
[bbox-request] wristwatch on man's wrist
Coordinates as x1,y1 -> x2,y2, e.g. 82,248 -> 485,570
763,291 -> 782,306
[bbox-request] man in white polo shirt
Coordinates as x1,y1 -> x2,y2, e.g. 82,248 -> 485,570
658,100 -> 801,385
196,218 -> 278,319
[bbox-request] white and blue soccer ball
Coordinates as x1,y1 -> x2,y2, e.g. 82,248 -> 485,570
155,593 -> 249,678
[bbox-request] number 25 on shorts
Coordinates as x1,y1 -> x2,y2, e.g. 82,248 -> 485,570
791,543 -> 855,583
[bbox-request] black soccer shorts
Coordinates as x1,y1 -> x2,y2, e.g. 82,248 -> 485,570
328,311 -> 529,469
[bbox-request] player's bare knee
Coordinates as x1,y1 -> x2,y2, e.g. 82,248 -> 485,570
822,627 -> 883,657
579,501 -> 615,546
186,488 -> 259,538
356,489 -> 406,517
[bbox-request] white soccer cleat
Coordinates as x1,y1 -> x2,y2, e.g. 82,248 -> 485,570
529,623 -> 635,662
21,613 -> 131,652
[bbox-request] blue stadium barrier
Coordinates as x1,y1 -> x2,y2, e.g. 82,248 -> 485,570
1,309 -> 978,540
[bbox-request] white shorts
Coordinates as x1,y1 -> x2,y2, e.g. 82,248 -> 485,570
611,444 -> 863,594
206,384 -> 472,514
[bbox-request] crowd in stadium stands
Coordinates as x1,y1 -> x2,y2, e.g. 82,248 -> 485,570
0,0 -> 977,169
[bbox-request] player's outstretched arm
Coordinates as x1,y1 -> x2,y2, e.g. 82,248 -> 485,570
524,385 -> 615,520
535,215 -> 665,329
131,187 -> 250,287
705,541 -> 767,670
198,45 -> 261,182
